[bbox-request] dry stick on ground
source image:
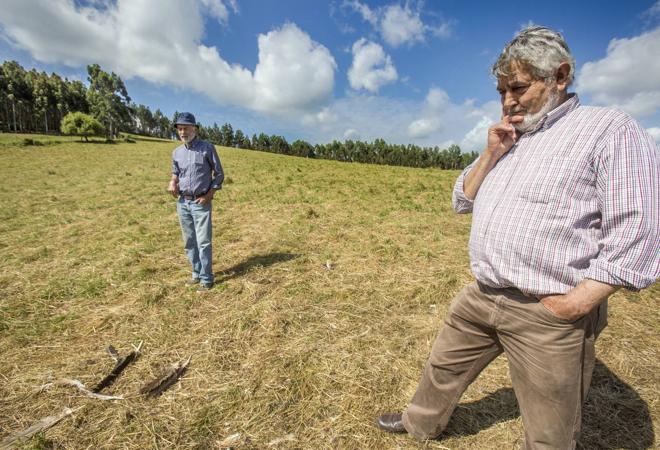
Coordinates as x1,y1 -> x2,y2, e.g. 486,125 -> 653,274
8,344 -> 140,447
106,345 -> 120,362
139,356 -> 192,398
93,341 -> 143,393
0,406 -> 84,449
39,379 -> 124,401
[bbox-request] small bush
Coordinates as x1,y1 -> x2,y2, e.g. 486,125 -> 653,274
61,111 -> 105,141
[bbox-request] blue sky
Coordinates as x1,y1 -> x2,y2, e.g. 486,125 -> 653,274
1,0 -> 659,150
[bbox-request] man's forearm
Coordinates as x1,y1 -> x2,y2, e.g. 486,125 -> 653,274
464,116 -> 518,200
541,279 -> 619,321
566,279 -> 619,316
167,175 -> 179,196
463,151 -> 499,200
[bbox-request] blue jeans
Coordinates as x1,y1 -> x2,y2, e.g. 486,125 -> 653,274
176,197 -> 214,284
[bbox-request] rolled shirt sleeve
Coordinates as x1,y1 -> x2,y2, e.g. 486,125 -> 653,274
452,158 -> 478,214
585,121 -> 660,290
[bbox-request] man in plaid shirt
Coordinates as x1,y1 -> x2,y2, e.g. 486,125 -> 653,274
377,26 -> 659,448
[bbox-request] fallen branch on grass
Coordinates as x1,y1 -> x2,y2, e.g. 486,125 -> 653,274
0,406 -> 83,449
92,341 -> 143,393
139,356 -> 191,397
40,378 -> 123,400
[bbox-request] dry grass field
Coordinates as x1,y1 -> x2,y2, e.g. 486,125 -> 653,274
0,133 -> 657,449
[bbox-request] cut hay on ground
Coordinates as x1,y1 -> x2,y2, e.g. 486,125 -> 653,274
0,135 -> 657,449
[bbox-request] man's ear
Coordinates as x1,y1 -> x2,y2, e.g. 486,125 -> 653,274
555,62 -> 571,91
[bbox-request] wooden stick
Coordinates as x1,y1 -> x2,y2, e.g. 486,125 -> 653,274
40,378 -> 123,401
93,341 -> 142,393
0,406 -> 83,449
139,356 -> 191,397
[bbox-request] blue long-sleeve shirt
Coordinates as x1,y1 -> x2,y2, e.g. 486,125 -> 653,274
172,138 -> 224,196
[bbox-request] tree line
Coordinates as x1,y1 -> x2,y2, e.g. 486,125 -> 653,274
1,60 -> 478,169
0,60 -> 171,139
200,123 -> 477,169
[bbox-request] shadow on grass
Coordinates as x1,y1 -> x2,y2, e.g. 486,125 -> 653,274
439,360 -> 653,449
215,252 -> 299,282
579,360 -> 654,449
72,138 -> 115,144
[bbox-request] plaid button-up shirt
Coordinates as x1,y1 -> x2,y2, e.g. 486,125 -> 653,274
453,95 -> 659,297
172,138 -> 224,197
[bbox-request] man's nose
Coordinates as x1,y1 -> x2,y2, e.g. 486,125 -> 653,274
502,91 -> 517,109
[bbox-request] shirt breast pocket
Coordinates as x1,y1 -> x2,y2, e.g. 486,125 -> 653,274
518,156 -> 571,204
519,183 -> 558,204
194,152 -> 206,166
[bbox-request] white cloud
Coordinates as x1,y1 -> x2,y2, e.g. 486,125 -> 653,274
380,4 -> 425,47
344,0 -> 452,48
300,94 -> 419,143
293,89 -> 498,152
460,116 -> 493,152
0,0 -> 336,116
343,128 -> 359,139
428,22 -> 452,39
642,1 -> 660,23
404,87 -> 499,148
348,38 -> 397,92
576,27 -> 660,118
408,117 -> 442,138
459,100 -> 500,152
302,107 -> 338,127
426,88 -> 450,109
405,87 -> 449,138
199,0 -> 237,24
344,0 -> 377,26
253,23 -> 336,113
647,127 -> 660,144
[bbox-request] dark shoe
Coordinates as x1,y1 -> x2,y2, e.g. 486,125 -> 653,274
376,412 -> 406,434
196,282 -> 214,293
184,278 -> 200,286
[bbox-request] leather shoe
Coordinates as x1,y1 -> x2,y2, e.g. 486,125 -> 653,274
196,282 -> 214,293
376,412 -> 406,433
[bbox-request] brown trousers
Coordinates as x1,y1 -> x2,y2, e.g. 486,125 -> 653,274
402,282 -> 607,449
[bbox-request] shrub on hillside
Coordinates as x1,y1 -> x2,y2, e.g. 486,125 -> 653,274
61,112 -> 105,141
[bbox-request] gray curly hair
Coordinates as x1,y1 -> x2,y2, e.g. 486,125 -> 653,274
492,25 -> 575,86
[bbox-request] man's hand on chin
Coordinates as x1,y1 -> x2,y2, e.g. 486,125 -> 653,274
539,294 -> 584,322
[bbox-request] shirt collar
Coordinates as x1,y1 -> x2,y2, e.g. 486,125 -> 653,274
183,136 -> 198,149
531,93 -> 580,133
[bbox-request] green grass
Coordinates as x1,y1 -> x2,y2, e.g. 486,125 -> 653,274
0,133 -> 657,449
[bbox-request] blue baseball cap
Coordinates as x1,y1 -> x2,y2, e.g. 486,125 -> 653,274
174,112 -> 198,127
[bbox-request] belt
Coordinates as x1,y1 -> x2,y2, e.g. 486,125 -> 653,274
180,191 -> 207,200
477,282 -> 541,300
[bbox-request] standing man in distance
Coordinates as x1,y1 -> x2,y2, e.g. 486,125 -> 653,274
167,112 -> 224,292
376,26 -> 659,448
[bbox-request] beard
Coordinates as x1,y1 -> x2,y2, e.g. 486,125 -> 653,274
180,131 -> 196,144
512,88 -> 561,133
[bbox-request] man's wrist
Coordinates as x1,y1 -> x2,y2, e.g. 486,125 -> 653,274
480,148 -> 504,168
555,279 -> 618,318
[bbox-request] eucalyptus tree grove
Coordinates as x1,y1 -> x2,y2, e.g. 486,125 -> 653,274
1,60 -> 478,169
